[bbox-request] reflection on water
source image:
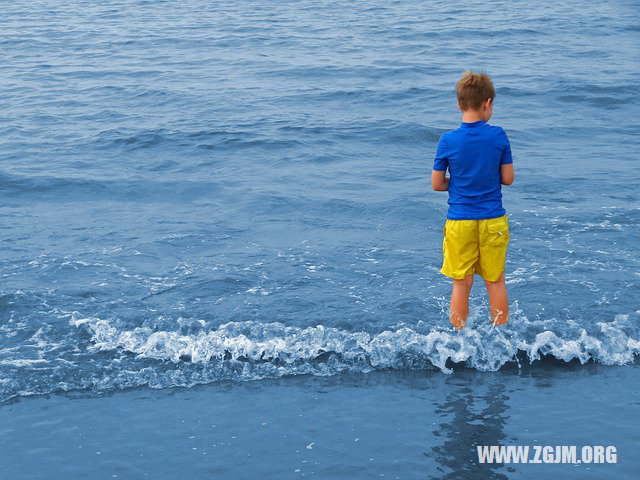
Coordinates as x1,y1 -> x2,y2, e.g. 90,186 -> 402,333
430,371 -> 511,479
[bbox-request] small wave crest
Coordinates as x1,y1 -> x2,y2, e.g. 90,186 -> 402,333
0,169 -> 224,203
2,310 -> 638,404
72,313 -> 640,377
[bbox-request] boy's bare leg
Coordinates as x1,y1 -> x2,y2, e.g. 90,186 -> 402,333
450,274 -> 474,330
483,271 -> 508,326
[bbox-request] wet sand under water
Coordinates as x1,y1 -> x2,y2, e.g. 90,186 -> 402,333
1,360 -> 638,480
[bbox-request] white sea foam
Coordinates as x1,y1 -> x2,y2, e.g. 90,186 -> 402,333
70,313 -> 640,376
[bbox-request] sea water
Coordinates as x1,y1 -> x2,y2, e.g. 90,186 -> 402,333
1,0 -> 639,478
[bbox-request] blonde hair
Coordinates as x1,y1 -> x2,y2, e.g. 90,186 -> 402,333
456,70 -> 495,111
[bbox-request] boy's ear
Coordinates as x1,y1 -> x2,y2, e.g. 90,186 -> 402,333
457,102 -> 461,111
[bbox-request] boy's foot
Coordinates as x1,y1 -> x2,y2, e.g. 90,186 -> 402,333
450,317 -> 466,330
490,317 -> 508,327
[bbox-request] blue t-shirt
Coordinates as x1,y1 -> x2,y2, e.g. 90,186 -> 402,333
433,119 -> 513,220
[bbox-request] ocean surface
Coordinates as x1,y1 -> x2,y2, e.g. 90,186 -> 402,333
1,0 -> 639,477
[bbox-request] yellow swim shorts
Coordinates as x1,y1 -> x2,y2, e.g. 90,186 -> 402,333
440,214 -> 509,282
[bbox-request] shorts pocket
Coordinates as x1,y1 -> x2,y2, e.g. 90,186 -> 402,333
486,217 -> 509,246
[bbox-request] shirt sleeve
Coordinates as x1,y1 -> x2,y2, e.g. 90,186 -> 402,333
500,128 -> 513,165
433,134 -> 448,171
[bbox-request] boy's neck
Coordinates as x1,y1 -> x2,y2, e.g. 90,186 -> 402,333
461,110 -> 486,123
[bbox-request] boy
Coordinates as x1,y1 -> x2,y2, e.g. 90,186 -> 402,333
431,70 -> 514,330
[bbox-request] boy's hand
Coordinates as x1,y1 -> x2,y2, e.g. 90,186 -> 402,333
431,169 -> 449,191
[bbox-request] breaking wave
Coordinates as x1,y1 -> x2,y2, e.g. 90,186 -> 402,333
0,310 -> 620,404
72,314 -> 640,375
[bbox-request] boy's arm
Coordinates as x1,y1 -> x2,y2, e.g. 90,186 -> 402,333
432,169 -> 449,191
500,163 -> 514,185
499,128 -> 514,185
432,133 -> 449,191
